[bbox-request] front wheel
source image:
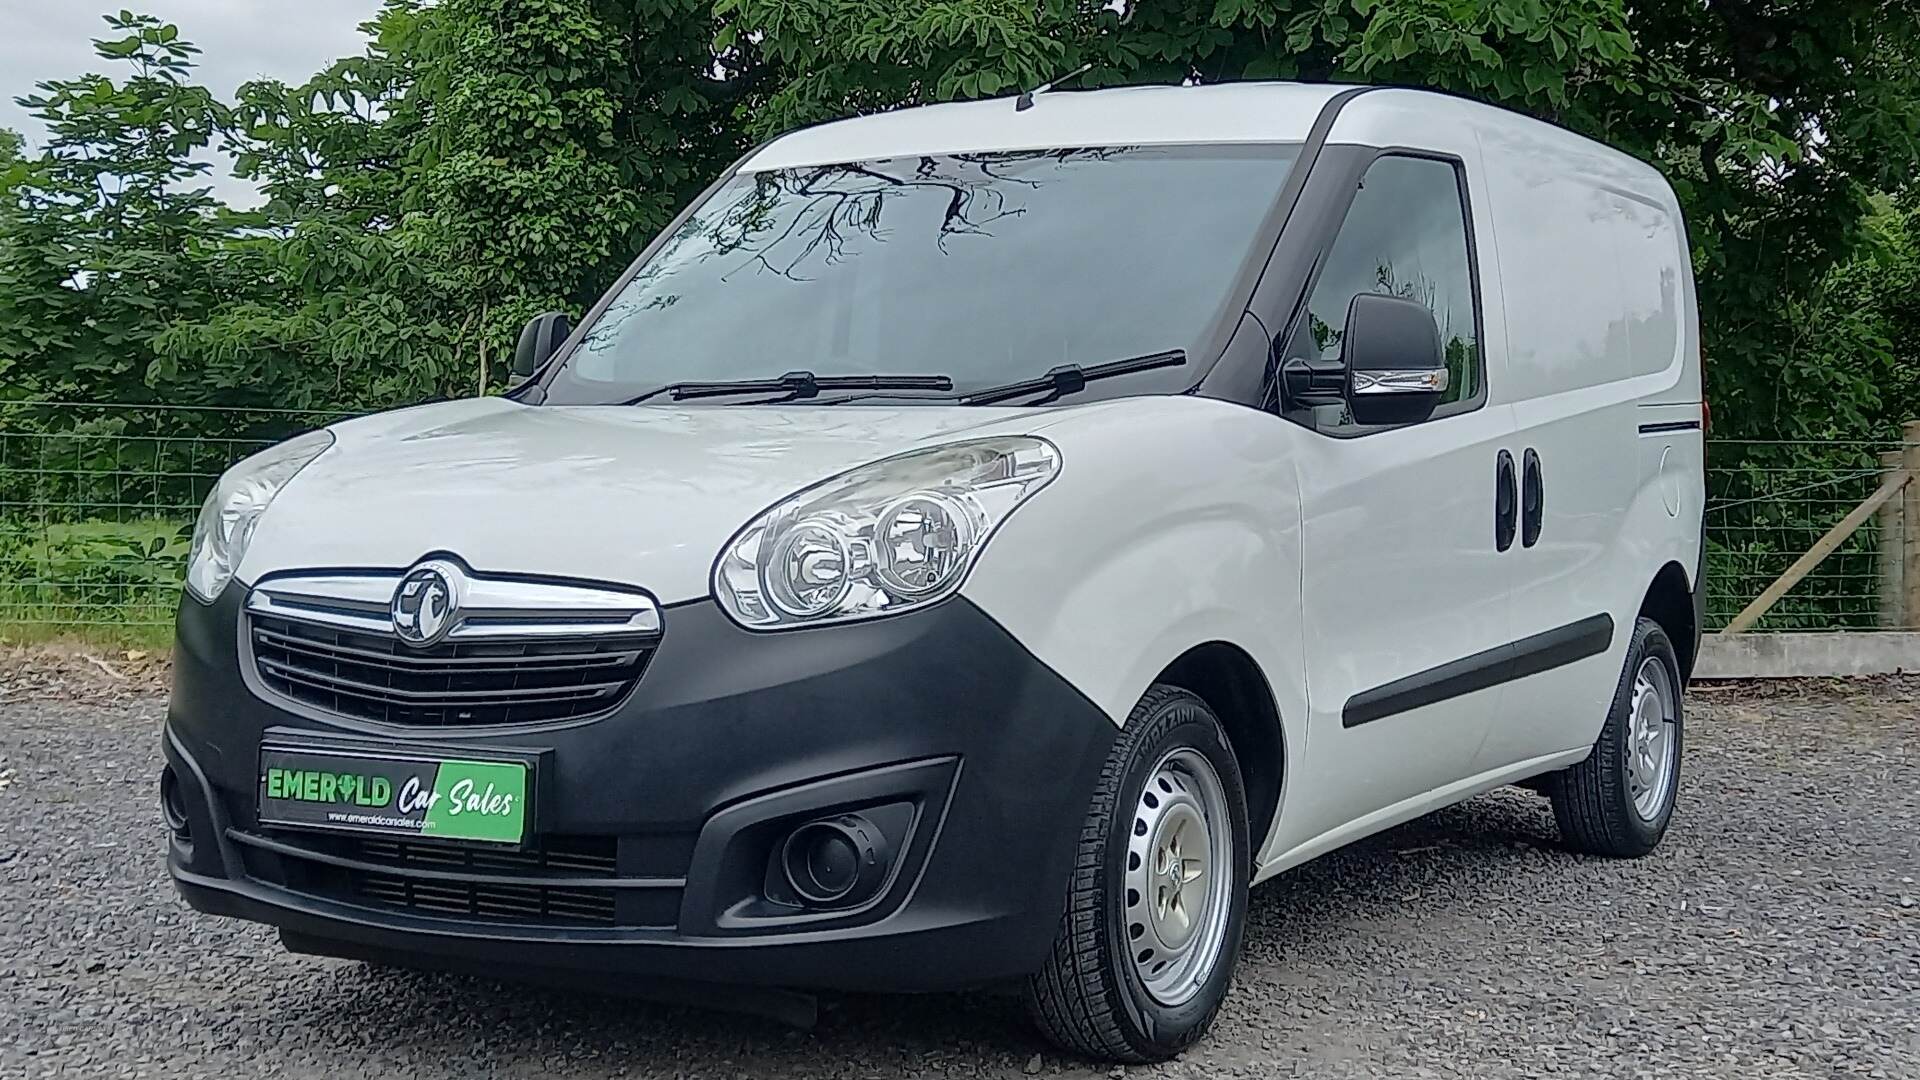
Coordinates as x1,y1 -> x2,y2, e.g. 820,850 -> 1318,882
1549,616 -> 1684,857
1024,686 -> 1249,1062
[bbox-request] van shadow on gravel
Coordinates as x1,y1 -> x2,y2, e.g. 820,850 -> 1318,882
268,789 -> 1569,1069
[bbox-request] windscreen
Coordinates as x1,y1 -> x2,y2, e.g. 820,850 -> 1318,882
542,144 -> 1300,404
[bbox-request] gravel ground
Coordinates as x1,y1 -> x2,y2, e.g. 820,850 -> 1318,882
2,670 -> 1916,1079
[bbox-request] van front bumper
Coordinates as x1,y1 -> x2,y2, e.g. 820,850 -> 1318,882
163,586 -> 1115,993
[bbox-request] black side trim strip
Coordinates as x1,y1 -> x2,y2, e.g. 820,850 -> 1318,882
1638,420 -> 1702,434
1343,614 -> 1615,728
1506,614 -> 1615,682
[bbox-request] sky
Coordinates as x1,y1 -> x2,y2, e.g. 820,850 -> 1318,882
0,0 -> 385,204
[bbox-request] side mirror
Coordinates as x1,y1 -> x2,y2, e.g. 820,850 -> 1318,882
512,312 -> 571,381
1341,292 -> 1448,426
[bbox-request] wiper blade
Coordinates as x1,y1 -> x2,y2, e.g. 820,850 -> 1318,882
959,350 -> 1187,406
623,371 -> 953,405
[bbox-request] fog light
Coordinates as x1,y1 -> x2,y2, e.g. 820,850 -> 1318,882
160,766 -> 191,840
780,814 -> 890,907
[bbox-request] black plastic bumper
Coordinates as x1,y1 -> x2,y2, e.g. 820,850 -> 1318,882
164,586 -> 1114,992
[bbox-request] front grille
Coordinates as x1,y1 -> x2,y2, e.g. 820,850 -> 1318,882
238,830 -> 687,929
353,835 -> 618,875
250,613 -> 654,726
351,835 -> 618,925
355,872 -> 617,925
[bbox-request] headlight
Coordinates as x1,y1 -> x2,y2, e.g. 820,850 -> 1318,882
715,437 -> 1060,629
185,429 -> 335,602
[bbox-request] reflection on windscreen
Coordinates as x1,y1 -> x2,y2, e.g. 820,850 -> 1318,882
554,145 -> 1300,401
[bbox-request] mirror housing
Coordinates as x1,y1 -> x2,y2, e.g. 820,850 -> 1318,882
1341,292 -> 1448,426
512,312 -> 571,381
1279,355 -> 1346,409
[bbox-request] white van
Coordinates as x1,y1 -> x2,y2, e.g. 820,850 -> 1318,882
162,83 -> 1705,1062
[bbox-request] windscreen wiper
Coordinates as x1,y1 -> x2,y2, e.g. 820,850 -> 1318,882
959,350 -> 1187,406
622,371 -> 953,405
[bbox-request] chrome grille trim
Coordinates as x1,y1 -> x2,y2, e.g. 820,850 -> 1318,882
242,567 -> 662,728
246,570 -> 662,639
253,655 -> 632,706
248,623 -> 648,672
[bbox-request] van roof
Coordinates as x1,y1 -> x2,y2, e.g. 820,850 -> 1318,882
742,82 -> 1355,171
740,81 -> 1667,202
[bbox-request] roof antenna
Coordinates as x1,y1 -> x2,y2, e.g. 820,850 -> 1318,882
1015,62 -> 1093,112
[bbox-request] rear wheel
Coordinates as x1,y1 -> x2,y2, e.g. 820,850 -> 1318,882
1024,686 -> 1249,1062
1549,616 -> 1684,857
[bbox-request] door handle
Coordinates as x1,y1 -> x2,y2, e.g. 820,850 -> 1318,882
1522,448 -> 1544,548
1496,450 -> 1517,552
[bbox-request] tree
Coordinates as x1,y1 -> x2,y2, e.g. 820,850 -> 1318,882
0,129 -> 23,386
152,1 -> 466,409
161,0 -> 757,403
0,12 -> 227,405
402,0 -> 741,383
12,1 -> 1920,441
718,0 -> 1920,446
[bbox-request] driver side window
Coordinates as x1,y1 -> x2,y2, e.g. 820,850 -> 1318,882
1282,154 -> 1483,430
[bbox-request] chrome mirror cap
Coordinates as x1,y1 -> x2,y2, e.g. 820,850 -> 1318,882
1351,368 -> 1450,395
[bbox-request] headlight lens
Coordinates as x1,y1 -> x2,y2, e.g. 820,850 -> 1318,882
185,429 -> 335,602
715,437 -> 1059,629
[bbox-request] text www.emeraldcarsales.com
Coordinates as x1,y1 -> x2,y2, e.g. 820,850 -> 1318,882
326,811 -> 415,829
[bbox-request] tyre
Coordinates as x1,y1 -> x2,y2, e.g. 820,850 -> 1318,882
1024,685 -> 1250,1062
1549,616 -> 1684,857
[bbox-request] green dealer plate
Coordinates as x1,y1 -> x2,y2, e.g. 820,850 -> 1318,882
258,745 -> 528,845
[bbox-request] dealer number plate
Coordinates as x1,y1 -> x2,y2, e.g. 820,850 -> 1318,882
257,746 -> 528,845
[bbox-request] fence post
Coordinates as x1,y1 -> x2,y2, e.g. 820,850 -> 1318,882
1906,420 -> 1920,630
1880,450 -> 1906,628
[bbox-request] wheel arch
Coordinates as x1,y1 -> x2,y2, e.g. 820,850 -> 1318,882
1153,641 -> 1285,857
1639,560 -> 1697,680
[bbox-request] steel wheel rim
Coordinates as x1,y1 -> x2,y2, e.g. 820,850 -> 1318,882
1626,656 -> 1678,820
1123,747 -> 1234,1007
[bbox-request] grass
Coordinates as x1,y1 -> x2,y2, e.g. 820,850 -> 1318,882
0,618 -> 177,651
11,517 -> 191,558
0,514 -> 189,650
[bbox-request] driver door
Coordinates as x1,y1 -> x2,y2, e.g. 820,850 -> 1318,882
1269,152 -> 1516,854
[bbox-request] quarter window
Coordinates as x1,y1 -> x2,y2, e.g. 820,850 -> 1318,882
1283,155 -> 1482,428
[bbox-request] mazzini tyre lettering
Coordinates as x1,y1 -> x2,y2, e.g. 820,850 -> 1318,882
1549,617 -> 1684,857
1025,685 -> 1250,1062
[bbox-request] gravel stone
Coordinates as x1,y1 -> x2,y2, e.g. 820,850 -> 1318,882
1,673 -> 1915,1078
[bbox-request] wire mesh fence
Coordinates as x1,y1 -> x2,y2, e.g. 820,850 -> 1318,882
0,401 -> 346,640
1,401 -> 1916,640
1705,436 -> 1917,632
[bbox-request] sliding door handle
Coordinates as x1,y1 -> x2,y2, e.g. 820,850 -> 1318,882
1522,448 -> 1544,548
1495,449 -> 1517,552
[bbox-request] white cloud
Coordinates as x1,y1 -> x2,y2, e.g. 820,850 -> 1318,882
0,0 -> 385,205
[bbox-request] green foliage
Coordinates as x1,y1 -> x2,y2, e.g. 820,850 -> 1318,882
0,12 -> 228,405
712,0 -> 1081,131
9,1 -> 1920,437
1816,196 -> 1920,432
1701,194 -> 1920,630
151,0 -> 749,407
148,3 -> 466,409
399,0 -> 739,370
724,0 -> 1920,450
0,517 -> 186,638
5,1 -> 1920,639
